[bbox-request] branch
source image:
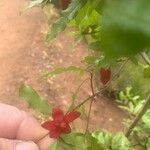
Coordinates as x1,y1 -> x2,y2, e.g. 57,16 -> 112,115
73,59 -> 129,111
85,73 -> 95,133
125,95 -> 150,137
72,78 -> 90,101
111,58 -> 129,81
72,96 -> 91,111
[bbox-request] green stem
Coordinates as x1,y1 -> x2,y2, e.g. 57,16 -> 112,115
72,96 -> 91,111
140,52 -> 150,65
125,95 -> 150,137
67,78 -> 90,113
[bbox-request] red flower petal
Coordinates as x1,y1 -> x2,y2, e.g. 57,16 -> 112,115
60,123 -> 71,134
100,67 -> 111,85
52,108 -> 64,123
64,111 -> 80,123
41,120 -> 56,131
49,127 -> 62,138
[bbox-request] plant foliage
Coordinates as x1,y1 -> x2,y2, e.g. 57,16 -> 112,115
19,84 -> 51,115
24,0 -> 150,149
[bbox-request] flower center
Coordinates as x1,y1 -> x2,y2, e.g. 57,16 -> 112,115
60,122 -> 67,129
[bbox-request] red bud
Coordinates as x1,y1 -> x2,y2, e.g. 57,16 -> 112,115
100,67 -> 111,85
60,0 -> 70,10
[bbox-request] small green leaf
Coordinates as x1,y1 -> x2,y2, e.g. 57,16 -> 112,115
49,141 -> 59,150
112,132 -> 132,150
19,84 -> 51,115
77,105 -> 87,120
83,56 -> 98,65
143,65 -> 150,78
91,131 -> 112,149
142,110 -> 150,129
43,66 -> 84,78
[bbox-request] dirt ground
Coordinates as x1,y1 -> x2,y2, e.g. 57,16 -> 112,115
0,0 -> 127,133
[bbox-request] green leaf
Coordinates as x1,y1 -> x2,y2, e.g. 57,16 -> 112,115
49,141 -> 59,150
74,1 -> 101,30
83,56 -> 98,65
142,110 -> 150,130
91,131 -> 112,149
19,84 -> 51,115
101,0 -> 150,58
61,132 -> 88,150
147,138 -> 150,150
143,65 -> 150,78
111,133 -> 132,150
89,41 -> 101,52
77,105 -> 87,120
47,0 -> 85,41
43,66 -> 84,78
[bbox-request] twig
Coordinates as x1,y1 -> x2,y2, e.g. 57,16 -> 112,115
35,133 -> 49,143
90,73 -> 95,95
72,96 -> 91,111
75,78 -> 90,94
125,95 -> 150,137
140,52 -> 150,65
73,58 -> 129,111
67,78 -> 90,113
35,59 -> 129,143
85,73 -> 95,133
110,58 -> 129,81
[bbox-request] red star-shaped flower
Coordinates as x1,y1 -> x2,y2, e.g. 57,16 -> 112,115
41,108 -> 80,138
100,67 -> 111,85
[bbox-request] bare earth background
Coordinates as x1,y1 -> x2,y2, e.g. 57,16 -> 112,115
0,0 -> 127,133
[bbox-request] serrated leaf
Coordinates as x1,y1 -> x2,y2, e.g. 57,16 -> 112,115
91,131 -> 112,150
126,87 -> 132,98
74,1 -> 100,31
119,91 -> 126,101
47,0 -> 85,41
112,133 -> 132,150
43,66 -> 84,78
61,132 -> 88,150
19,84 -> 51,115
101,0 -> 150,58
